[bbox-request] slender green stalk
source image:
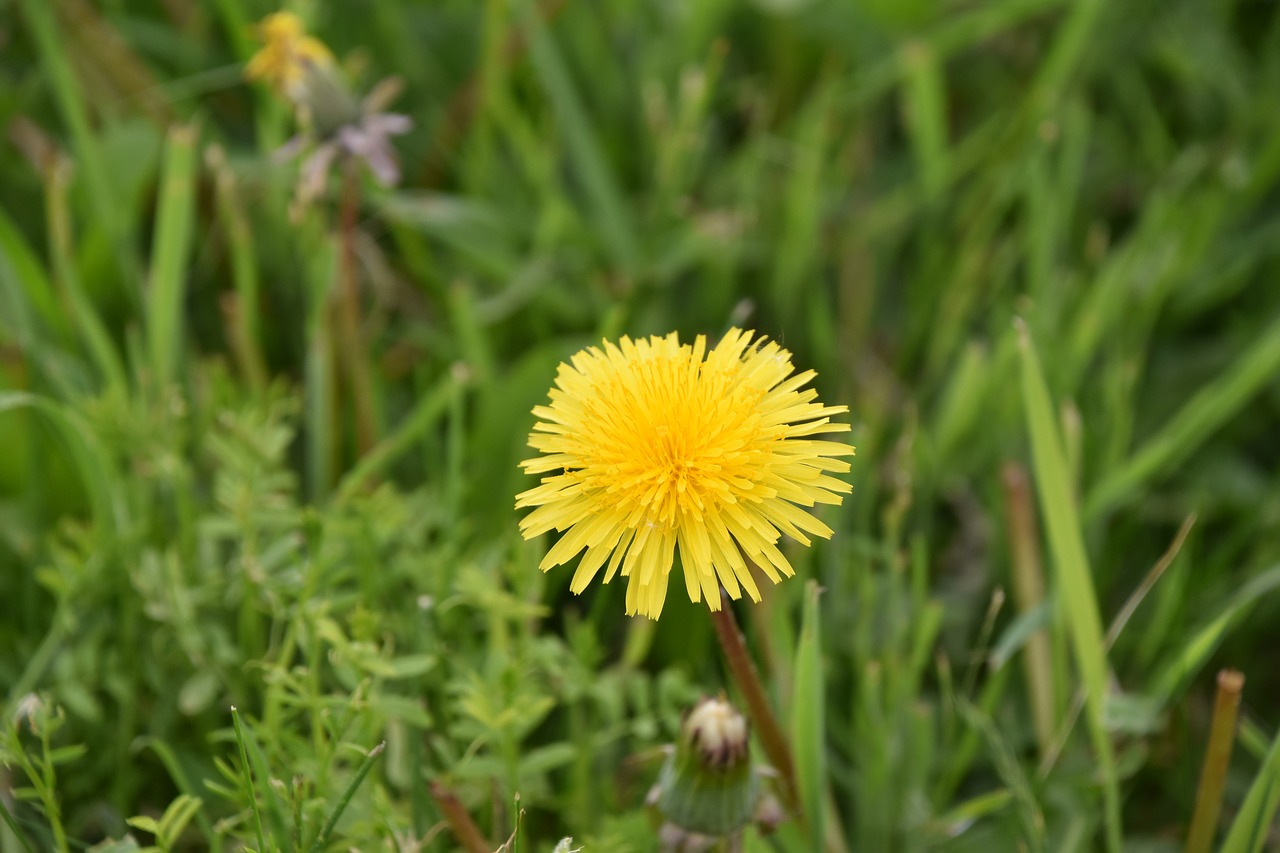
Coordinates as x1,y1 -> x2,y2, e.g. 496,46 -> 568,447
302,215 -> 338,501
334,370 -> 463,503
421,0 -> 567,185
1185,671 -> 1244,853
147,123 -> 199,389
0,794 -> 38,853
521,0 -> 637,274
1016,319 -> 1122,853
207,144 -> 268,391
231,706 -> 268,853
1087,313 -> 1280,518
44,155 -> 127,398
1038,514 -> 1198,777
1106,515 -> 1196,648
790,581 -> 825,853
900,40 -> 949,202
290,776 -> 306,852
17,0 -> 136,286
25,711 -> 71,853
1219,715 -> 1280,853
308,742 -> 385,853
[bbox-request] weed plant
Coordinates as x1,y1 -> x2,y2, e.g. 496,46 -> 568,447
2,1 -> 1280,851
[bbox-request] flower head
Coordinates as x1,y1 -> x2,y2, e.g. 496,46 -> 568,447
516,328 -> 854,619
284,107 -> 412,209
245,12 -> 333,98
247,13 -> 414,214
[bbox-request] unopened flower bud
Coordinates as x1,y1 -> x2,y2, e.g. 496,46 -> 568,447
650,696 -> 760,840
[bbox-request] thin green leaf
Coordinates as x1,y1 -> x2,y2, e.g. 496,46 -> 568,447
521,3 -> 638,274
1219,724 -> 1280,853
0,392 -> 125,536
230,707 -> 269,853
147,124 -> 200,389
791,581 -> 825,853
1016,318 -> 1121,853
1149,564 -> 1280,703
307,742 -> 385,853
155,795 -> 203,849
1086,313 -> 1280,517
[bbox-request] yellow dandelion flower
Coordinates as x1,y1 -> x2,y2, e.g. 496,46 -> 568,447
244,11 -> 333,96
516,328 -> 855,620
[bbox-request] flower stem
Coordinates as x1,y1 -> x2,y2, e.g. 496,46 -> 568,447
1184,669 -> 1245,853
337,158 -> 377,456
708,590 -> 800,818
430,780 -> 491,853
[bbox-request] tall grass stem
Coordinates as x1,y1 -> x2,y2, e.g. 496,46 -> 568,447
1184,670 -> 1244,853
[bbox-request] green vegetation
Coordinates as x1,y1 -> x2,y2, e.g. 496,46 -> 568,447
3,0 -> 1280,850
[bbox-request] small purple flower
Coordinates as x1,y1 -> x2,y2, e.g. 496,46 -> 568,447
272,67 -> 413,211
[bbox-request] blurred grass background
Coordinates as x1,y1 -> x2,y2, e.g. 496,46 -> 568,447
2,0 -> 1280,850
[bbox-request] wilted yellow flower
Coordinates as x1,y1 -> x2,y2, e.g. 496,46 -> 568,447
516,328 -> 855,619
244,12 -> 333,96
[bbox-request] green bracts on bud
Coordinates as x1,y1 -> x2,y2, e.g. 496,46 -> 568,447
296,61 -> 363,138
648,696 -> 783,850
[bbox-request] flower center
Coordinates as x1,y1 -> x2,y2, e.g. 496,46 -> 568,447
581,360 -> 770,531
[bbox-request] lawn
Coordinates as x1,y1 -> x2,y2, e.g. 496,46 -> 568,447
2,1 -> 1280,851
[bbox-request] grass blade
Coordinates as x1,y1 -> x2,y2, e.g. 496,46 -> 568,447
0,793 -> 38,853
1086,312 -> 1280,518
16,0 -> 134,283
0,392 -> 124,536
1219,720 -> 1280,853
147,124 -> 200,389
207,145 -> 267,391
900,41 -> 949,202
46,156 -> 129,398
230,706 -> 269,853
307,742 -> 385,853
334,369 -> 464,503
957,698 -> 1046,853
0,207 -> 67,344
1015,318 -> 1121,853
1149,564 -> 1280,702
791,580 -> 825,852
521,2 -> 638,275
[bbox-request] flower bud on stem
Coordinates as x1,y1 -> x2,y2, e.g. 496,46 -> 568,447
648,696 -> 785,851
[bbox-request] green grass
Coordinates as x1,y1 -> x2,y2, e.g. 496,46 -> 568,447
2,0 -> 1280,850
